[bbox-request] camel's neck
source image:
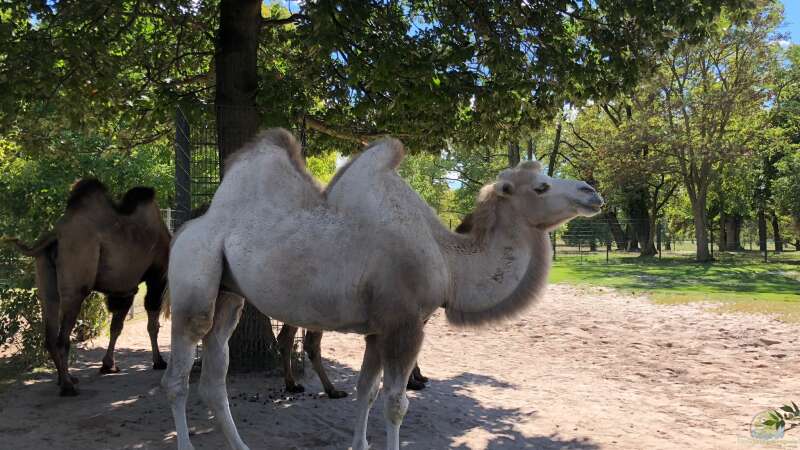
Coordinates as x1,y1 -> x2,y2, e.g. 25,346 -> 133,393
440,210 -> 552,326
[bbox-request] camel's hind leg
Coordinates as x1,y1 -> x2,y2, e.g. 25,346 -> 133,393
163,317 -> 208,450
304,331 -> 348,399
381,325 -> 424,450
277,324 -> 304,393
352,335 -> 382,450
54,289 -> 88,396
54,239 -> 98,395
198,292 -> 248,450
100,294 -> 134,374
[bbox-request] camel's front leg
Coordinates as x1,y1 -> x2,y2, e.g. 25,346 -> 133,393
101,294 -> 134,374
380,326 -> 424,450
144,272 -> 168,370
352,335 -> 382,450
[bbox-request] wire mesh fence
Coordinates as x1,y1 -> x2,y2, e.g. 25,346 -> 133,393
549,217 -> 800,264
174,104 -> 305,373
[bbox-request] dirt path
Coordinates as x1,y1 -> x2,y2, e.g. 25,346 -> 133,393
0,284 -> 798,449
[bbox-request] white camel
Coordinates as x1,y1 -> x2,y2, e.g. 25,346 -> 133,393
162,129 -> 604,450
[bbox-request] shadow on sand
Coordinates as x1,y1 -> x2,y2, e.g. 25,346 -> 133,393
0,348 -> 599,450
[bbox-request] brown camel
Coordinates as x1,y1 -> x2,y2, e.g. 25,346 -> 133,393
6,179 -> 171,396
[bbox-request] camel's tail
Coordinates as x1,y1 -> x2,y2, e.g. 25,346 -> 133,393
1,233 -> 57,257
161,287 -> 171,319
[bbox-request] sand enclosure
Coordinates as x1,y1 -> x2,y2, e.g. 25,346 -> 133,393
0,284 -> 798,449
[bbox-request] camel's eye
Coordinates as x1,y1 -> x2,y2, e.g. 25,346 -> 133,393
533,183 -> 550,194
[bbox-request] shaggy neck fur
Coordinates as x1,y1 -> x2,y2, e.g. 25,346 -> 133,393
437,190 -> 552,326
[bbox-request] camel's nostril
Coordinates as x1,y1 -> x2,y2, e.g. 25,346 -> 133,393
579,186 -> 596,194
587,193 -> 604,207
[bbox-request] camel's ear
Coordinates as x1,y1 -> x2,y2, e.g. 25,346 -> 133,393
517,160 -> 542,173
494,180 -> 514,197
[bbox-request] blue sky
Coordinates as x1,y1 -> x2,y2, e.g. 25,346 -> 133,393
781,1 -> 800,43
276,1 -> 800,44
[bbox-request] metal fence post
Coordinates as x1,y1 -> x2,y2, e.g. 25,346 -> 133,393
174,107 -> 191,228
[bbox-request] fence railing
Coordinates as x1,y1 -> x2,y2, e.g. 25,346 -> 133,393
549,218 -> 800,263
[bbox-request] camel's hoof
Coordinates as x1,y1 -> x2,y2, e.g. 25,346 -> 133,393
60,384 -> 79,397
286,384 -> 306,394
415,374 -> 429,383
406,379 -> 426,391
153,360 -> 168,370
326,390 -> 348,399
100,364 -> 120,374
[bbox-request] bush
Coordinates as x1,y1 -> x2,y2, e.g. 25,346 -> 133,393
0,286 -> 47,367
0,274 -> 109,368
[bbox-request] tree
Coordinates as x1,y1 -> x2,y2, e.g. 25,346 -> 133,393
1,0 -> 756,369
655,2 -> 780,261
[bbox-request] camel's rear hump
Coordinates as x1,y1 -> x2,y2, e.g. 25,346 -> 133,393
117,186 -> 156,215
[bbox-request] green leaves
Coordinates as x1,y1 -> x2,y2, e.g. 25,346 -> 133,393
763,401 -> 800,432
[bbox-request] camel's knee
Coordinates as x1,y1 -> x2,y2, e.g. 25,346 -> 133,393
161,374 -> 188,402
383,391 -> 409,425
180,309 -> 215,342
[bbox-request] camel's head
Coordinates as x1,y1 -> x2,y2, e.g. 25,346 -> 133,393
490,160 -> 604,231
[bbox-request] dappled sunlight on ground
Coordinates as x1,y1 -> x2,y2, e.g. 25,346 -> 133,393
0,285 -> 798,449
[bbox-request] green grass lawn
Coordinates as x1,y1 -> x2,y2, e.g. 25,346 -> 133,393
549,250 -> 800,322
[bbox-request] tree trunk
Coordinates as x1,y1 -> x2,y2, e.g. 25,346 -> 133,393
722,214 -> 742,251
547,122 -> 561,176
216,0 -> 278,372
758,209 -> 768,252
526,139 -> 534,161
643,213 -> 658,257
625,224 -> 639,252
692,200 -> 711,262
604,209 -> 626,250
216,0 -> 261,165
771,212 -> 783,253
507,141 -> 520,168
626,188 -> 655,256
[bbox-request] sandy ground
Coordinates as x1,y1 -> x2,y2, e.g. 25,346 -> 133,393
0,284 -> 798,450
